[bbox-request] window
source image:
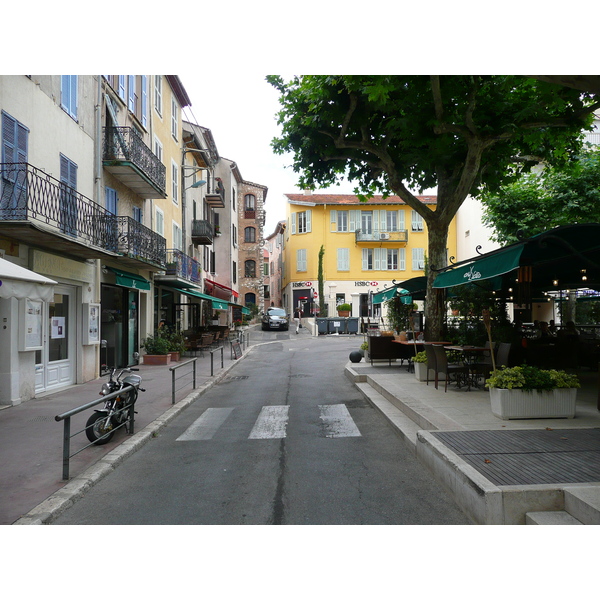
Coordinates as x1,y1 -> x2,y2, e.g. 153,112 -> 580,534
244,194 -> 255,210
171,97 -> 178,140
61,76 -> 78,120
337,248 -> 350,271
412,248 -> 425,270
244,226 -> 256,243
154,76 -> 163,117
172,222 -> 182,251
360,211 -> 373,234
155,208 -> 164,237
232,224 -> 237,247
362,248 -> 373,271
59,154 -> 78,236
245,260 -> 256,277
171,160 -> 179,204
297,249 -> 307,272
105,187 -> 118,215
1,111 -> 29,164
386,211 -> 398,232
292,210 -> 311,234
411,210 -> 424,232
154,137 -> 163,163
128,75 -> 135,112
118,75 -> 126,100
232,261 -> 237,284
140,75 -> 148,128
133,206 -> 142,223
330,210 -> 348,232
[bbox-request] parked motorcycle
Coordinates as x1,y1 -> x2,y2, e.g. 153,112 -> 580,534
85,367 -> 145,445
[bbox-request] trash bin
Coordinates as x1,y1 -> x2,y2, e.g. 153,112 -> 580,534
328,317 -> 347,334
316,317 -> 329,335
346,317 -> 359,334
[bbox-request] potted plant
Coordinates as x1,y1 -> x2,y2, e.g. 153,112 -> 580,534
167,331 -> 187,362
141,333 -> 171,365
359,340 -> 369,357
485,365 -> 580,420
412,351 -> 429,381
337,303 -> 352,317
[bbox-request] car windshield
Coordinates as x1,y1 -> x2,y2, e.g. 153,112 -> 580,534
268,309 -> 286,317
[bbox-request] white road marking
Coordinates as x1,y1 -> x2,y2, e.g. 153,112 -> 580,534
176,407 -> 235,441
248,405 -> 290,439
319,404 -> 362,438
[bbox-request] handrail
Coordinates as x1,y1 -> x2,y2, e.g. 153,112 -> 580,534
54,384 -> 137,481
168,358 -> 197,404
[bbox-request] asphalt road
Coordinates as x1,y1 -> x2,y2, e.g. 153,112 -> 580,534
53,331 -> 470,525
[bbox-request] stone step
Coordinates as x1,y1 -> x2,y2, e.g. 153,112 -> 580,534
564,485 -> 600,525
525,511 -> 583,525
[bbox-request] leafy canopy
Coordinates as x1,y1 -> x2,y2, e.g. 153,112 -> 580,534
481,148 -> 600,244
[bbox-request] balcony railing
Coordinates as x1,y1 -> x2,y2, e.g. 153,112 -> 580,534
0,162 -> 119,251
191,219 -> 214,245
116,216 -> 166,268
355,229 -> 409,243
163,249 -> 201,284
103,127 -> 166,198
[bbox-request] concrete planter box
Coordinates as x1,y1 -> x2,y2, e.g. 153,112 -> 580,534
414,361 -> 444,382
490,387 -> 577,420
142,354 -> 171,366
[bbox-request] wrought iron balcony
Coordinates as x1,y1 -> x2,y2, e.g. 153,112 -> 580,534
0,162 -> 120,258
159,249 -> 201,284
355,228 -> 409,244
191,219 -> 214,245
103,127 -> 166,198
115,216 -> 166,268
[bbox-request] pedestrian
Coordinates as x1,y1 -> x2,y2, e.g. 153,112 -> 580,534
293,307 -> 303,333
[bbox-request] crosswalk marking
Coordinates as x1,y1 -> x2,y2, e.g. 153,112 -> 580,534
318,404 -> 362,438
248,405 -> 290,439
176,407 -> 235,441
176,404 -> 362,441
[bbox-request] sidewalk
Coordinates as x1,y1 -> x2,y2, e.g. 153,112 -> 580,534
346,359 -> 600,524
1,334 -> 254,525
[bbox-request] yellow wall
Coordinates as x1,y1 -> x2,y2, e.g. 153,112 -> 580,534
284,200 -> 457,287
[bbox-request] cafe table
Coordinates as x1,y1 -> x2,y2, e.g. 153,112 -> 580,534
444,345 -> 489,387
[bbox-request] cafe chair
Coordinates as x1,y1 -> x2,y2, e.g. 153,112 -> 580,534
433,345 -> 470,392
424,344 -> 438,388
496,342 -> 511,369
470,341 -> 496,381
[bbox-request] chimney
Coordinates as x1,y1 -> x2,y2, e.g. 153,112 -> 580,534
303,189 -> 312,195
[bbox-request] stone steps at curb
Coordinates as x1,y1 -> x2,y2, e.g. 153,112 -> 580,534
525,511 -> 583,525
563,485 -> 600,525
355,382 -> 421,452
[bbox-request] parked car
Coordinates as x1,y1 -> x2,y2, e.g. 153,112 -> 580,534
262,307 -> 289,331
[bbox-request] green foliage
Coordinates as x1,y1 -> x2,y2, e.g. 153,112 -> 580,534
386,296 -> 417,333
337,303 -> 352,312
142,333 -> 171,355
481,149 -> 600,245
167,331 -> 187,354
486,365 -> 580,390
412,351 -> 427,363
360,341 -> 369,351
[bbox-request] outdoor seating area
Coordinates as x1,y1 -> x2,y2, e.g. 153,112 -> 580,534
182,326 -> 233,356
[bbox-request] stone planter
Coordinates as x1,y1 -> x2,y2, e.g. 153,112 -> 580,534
168,352 -> 181,362
142,354 -> 171,366
489,387 -> 577,420
414,361 -> 444,382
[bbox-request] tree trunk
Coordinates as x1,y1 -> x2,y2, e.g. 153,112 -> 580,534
424,216 -> 450,341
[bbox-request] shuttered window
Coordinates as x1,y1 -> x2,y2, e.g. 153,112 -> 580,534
61,76 -> 78,120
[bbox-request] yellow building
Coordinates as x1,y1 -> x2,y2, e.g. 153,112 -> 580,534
283,192 -> 457,321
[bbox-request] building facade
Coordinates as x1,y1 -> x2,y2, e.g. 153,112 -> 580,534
282,192 -> 457,322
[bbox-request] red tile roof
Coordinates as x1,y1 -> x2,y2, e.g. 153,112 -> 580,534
284,193 -> 436,205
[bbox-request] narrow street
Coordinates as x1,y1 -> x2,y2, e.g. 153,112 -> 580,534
53,332 -> 470,525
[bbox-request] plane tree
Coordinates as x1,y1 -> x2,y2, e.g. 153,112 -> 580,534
268,75 -> 599,340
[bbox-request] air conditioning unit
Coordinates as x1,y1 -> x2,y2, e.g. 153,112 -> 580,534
379,233 -> 390,240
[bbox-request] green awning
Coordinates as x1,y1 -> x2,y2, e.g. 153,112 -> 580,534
373,286 -> 407,304
211,300 -> 229,310
433,245 -> 524,289
231,304 -> 251,315
106,266 -> 151,291
164,286 -> 230,309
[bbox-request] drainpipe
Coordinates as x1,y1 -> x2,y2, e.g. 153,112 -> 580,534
94,76 -> 103,378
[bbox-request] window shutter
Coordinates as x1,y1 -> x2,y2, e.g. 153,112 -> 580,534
141,76 -> 148,128
337,248 -> 349,271
306,209 -> 312,233
330,210 -> 337,232
291,212 -> 296,234
399,248 -> 406,270
374,247 -> 382,270
362,248 -> 369,270
128,75 -> 135,111
398,210 -> 405,230
105,187 -> 117,214
349,210 -> 357,232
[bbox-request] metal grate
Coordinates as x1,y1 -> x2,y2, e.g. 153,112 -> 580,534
432,428 -> 600,486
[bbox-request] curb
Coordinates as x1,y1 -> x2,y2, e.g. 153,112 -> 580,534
13,345 -> 253,525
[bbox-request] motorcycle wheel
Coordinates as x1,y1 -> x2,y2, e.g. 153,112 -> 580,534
85,412 -> 115,445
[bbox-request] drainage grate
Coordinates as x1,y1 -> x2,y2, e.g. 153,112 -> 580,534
432,428 -> 600,486
29,416 -> 55,423
222,375 -> 249,382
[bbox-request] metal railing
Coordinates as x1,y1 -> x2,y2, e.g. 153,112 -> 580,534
116,215 -> 166,267
191,219 -> 214,244
209,346 -> 224,375
54,384 -> 137,481
169,358 -> 198,404
165,248 -> 201,283
103,126 -> 166,194
355,228 -> 409,243
0,162 -> 119,249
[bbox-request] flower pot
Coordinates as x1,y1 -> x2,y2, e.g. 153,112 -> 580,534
414,361 -> 444,382
489,387 -> 577,420
337,310 -> 350,317
142,354 -> 171,366
168,352 -> 180,362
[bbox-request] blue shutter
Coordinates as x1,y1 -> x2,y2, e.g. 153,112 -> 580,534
141,76 -> 148,128
105,187 -> 118,215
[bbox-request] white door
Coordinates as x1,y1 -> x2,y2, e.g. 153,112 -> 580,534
35,285 -> 76,393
